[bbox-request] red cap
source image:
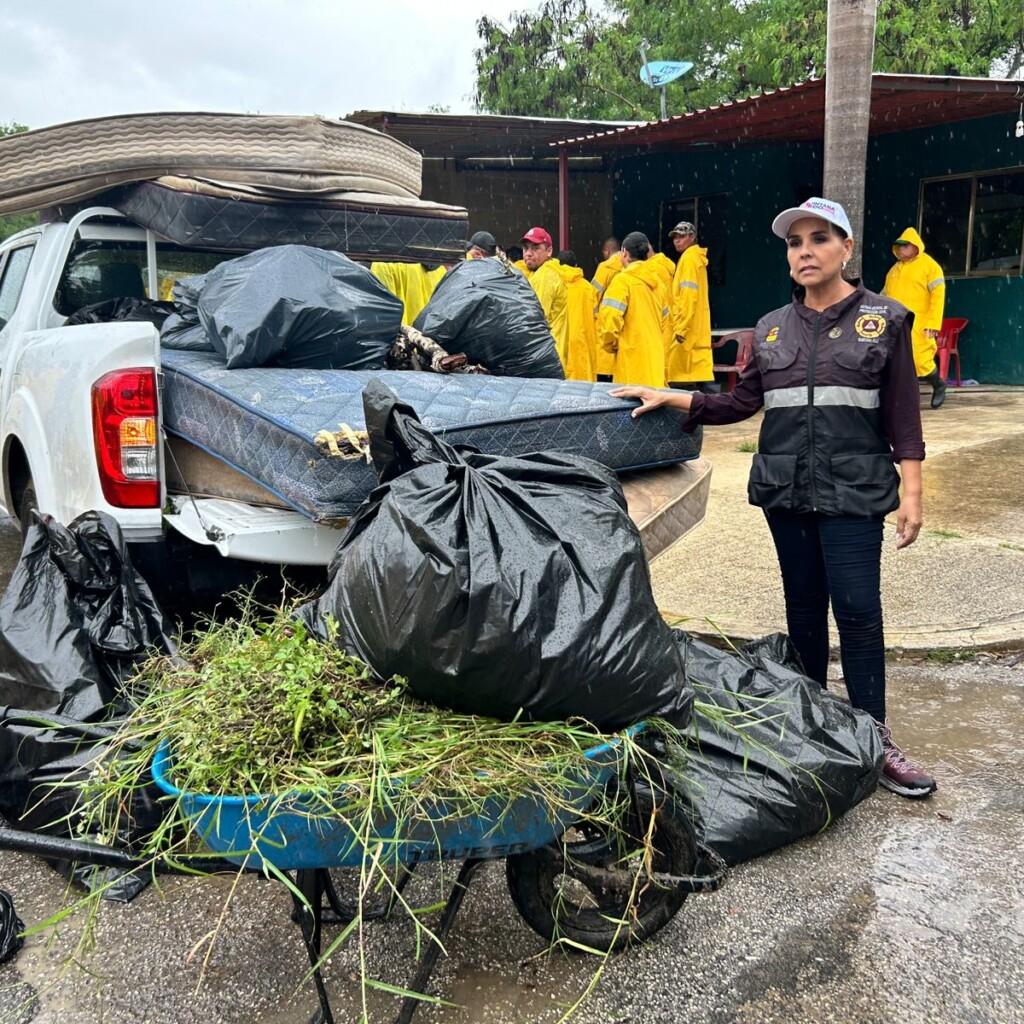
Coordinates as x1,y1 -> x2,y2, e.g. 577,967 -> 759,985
521,226 -> 552,246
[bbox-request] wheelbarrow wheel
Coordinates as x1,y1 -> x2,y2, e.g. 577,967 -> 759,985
505,787 -> 695,953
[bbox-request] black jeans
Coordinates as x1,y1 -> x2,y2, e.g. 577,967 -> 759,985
764,511 -> 886,721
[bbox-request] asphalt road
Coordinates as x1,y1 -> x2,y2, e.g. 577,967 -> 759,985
1,514 -> 1022,1024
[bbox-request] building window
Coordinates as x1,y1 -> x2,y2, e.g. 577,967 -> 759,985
919,168 -> 1024,277
659,193 -> 729,286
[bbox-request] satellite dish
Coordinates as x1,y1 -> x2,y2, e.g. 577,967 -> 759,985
639,61 -> 693,88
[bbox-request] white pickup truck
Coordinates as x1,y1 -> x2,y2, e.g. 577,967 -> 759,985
0,207 -> 711,588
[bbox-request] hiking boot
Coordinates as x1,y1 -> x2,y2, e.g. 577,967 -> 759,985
876,720 -> 937,799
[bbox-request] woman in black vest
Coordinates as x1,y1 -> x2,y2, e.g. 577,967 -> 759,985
612,197 -> 935,799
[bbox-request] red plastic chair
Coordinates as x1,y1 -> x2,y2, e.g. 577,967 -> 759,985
712,330 -> 755,392
936,317 -> 968,386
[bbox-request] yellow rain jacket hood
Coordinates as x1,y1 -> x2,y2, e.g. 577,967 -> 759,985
370,262 -> 446,326
528,258 -> 570,363
555,263 -> 597,380
668,244 -> 713,383
596,258 -> 667,388
882,227 -> 946,376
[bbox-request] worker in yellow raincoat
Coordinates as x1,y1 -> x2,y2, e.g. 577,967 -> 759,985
370,262 -> 446,325
667,221 -> 715,391
590,237 -> 622,379
554,250 -> 596,381
521,226 -> 569,364
882,226 -> 947,408
596,232 -> 666,388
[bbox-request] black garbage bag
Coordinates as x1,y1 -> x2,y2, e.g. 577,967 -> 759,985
65,297 -> 175,328
302,381 -> 690,730
0,511 -> 175,721
413,259 -> 564,378
0,890 -> 23,964
0,711 -> 161,902
670,631 -> 882,865
187,245 -> 402,369
160,274 -> 215,352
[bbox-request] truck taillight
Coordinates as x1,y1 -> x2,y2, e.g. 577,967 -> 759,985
91,368 -> 160,508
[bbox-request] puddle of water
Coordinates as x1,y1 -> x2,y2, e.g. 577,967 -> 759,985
867,664 -> 1024,948
924,435 -> 1024,541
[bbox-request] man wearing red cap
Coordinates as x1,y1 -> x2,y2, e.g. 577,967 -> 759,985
522,226 -> 569,366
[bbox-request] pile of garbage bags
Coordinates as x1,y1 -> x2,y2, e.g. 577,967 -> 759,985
414,258 -> 564,379
0,401 -> 882,900
302,381 -> 686,729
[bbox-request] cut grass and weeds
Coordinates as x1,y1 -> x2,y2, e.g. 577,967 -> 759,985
35,597 -> 760,1023
736,440 -> 759,454
928,528 -> 963,540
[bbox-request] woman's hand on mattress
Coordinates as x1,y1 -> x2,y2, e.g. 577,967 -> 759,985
610,386 -> 692,418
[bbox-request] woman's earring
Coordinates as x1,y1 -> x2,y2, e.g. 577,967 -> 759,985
842,260 -> 848,270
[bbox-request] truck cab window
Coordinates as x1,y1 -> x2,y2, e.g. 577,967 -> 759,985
55,240 -> 231,317
0,245 -> 35,331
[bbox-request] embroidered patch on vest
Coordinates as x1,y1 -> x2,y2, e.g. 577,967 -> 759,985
828,327 -> 843,339
854,314 -> 886,340
765,326 -> 780,343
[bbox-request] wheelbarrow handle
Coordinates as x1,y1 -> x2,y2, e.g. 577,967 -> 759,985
0,826 -> 145,870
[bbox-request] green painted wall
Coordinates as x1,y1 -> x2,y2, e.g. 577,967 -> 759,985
612,142 -> 821,328
611,113 -> 1024,382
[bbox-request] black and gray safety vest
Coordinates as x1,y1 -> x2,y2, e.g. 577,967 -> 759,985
748,287 -> 911,517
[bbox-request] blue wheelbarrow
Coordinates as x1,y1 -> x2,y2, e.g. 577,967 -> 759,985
0,728 -> 726,1024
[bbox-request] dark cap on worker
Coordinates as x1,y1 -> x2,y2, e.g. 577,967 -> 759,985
622,231 -> 651,260
521,226 -> 553,246
467,230 -> 497,254
668,221 -> 696,237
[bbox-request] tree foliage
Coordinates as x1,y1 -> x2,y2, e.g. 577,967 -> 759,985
475,0 -> 1024,119
0,122 -> 38,242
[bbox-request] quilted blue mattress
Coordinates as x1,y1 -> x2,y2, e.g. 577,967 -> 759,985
160,349 -> 702,522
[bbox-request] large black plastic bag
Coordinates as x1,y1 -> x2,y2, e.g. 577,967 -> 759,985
0,511 -> 175,721
306,381 -> 689,730
65,297 -> 175,328
413,258 -> 565,379
670,631 -> 882,865
0,710 -> 162,902
192,245 -> 402,369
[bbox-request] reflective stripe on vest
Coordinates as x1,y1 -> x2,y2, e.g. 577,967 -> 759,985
764,386 -> 880,410
678,280 -> 698,290
927,277 -> 944,291
590,278 -> 604,292
601,297 -> 628,312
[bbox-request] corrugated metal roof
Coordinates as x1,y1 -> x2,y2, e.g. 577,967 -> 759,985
345,111 -> 640,159
551,74 -> 1024,150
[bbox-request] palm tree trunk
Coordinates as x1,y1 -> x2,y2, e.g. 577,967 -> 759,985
823,0 -> 878,278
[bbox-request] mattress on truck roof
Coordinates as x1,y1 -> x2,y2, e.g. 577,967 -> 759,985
160,349 -> 702,524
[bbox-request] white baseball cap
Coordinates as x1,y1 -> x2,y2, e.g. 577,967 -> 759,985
771,197 -> 853,239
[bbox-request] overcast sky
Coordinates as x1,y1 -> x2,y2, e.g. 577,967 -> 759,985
2,1 -> 539,130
